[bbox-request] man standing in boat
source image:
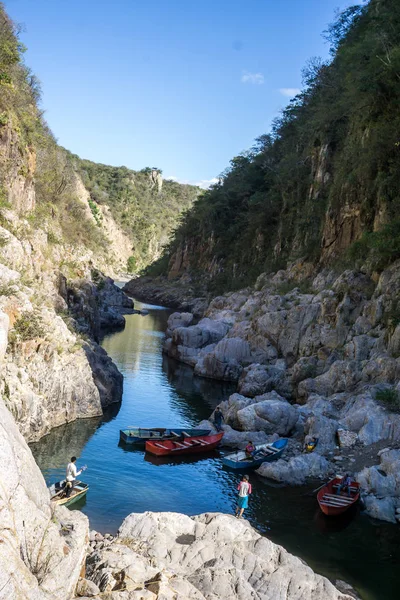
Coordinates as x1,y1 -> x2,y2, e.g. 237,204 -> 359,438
65,456 -> 84,498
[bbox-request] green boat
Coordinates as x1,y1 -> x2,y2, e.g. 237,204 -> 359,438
119,427 -> 211,445
49,480 -> 89,508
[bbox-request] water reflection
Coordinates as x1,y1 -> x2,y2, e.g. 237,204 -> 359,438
30,417 -> 102,474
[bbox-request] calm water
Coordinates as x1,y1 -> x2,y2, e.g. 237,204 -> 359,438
30,299 -> 399,600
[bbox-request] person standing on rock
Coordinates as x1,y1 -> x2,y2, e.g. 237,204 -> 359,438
214,407 -> 224,432
235,474 -> 252,518
65,456 -> 85,498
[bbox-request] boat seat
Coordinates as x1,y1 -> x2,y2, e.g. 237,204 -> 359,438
321,494 -> 353,505
173,441 -> 186,447
171,431 -> 180,436
182,431 -> 191,436
154,443 -> 170,449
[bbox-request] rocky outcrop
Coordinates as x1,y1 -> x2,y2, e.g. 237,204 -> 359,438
63,272 -> 134,341
123,275 -> 208,317
84,512 -> 353,599
0,309 -> 88,599
0,261 -> 124,441
162,263 -> 400,521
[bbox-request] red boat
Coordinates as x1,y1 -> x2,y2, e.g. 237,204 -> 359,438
317,477 -> 360,516
145,432 -> 224,456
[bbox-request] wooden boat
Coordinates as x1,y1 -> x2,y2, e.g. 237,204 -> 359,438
49,480 -> 89,508
145,432 -> 224,456
317,477 -> 360,516
222,438 -> 288,469
120,427 -> 211,445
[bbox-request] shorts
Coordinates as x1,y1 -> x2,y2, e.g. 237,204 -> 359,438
237,495 -> 248,509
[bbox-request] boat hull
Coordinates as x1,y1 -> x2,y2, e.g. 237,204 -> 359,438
120,427 -> 211,445
49,480 -> 89,508
222,439 -> 288,470
317,477 -> 360,516
146,432 -> 224,456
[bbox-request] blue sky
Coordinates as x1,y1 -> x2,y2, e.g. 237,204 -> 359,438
5,0 -> 363,186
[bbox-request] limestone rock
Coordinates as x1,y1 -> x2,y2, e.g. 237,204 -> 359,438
76,578 -> 101,597
257,453 -> 331,485
219,424 -> 272,449
303,414 -> 339,455
238,362 -> 288,397
0,393 -> 88,600
362,495 -> 397,523
337,429 -> 358,448
236,391 -> 298,435
194,337 -> 251,381
100,511 -> 353,600
165,311 -> 194,337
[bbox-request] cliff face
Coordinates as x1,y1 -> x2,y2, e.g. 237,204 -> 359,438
0,313 -> 88,600
147,0 -> 400,293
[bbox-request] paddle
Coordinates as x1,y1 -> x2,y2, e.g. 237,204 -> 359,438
302,481 -> 326,497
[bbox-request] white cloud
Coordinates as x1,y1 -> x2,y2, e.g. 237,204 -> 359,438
193,177 -> 219,189
241,71 -> 264,85
279,87 -> 301,97
166,176 -> 218,190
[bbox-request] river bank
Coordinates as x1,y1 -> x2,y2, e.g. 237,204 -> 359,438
126,263 -> 400,525
30,299 -> 400,600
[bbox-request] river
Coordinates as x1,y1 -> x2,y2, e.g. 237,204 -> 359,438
30,299 -> 399,600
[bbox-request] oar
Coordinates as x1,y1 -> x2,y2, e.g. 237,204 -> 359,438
303,481 -> 326,497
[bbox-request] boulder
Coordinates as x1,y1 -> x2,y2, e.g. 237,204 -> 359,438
298,361 -> 362,401
303,414 -> 339,455
165,311 -> 194,337
219,424 -> 272,449
236,391 -> 298,435
357,466 -> 396,498
96,511 -> 354,600
362,495 -> 397,523
238,362 -> 289,398
257,453 -> 331,485
337,429 -> 358,449
76,578 -> 101,597
194,337 -> 251,382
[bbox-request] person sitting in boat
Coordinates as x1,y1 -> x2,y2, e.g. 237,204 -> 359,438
304,436 -> 319,453
336,473 -> 353,497
214,407 -> 224,432
65,456 -> 84,498
245,441 -> 256,459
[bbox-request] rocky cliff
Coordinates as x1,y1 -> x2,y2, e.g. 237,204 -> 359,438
145,0 -> 400,293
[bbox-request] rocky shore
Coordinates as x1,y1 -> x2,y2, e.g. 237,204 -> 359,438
145,262 -> 400,524
123,275 -> 208,318
0,289 -> 359,600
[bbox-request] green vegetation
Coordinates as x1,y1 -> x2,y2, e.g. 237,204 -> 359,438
127,255 -> 136,274
348,220 -> 400,271
10,311 -> 45,344
376,387 -> 400,411
153,0 -> 400,293
70,158 -> 200,270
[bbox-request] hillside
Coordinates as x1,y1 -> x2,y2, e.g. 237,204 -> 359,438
70,156 -> 200,272
147,0 -> 400,293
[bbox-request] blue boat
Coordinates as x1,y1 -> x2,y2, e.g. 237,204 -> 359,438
222,438 -> 288,470
119,427 -> 211,445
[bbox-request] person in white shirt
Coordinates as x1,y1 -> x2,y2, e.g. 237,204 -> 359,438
65,456 -> 82,498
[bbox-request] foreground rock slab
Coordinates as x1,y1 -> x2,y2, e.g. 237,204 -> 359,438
86,511 -> 353,600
